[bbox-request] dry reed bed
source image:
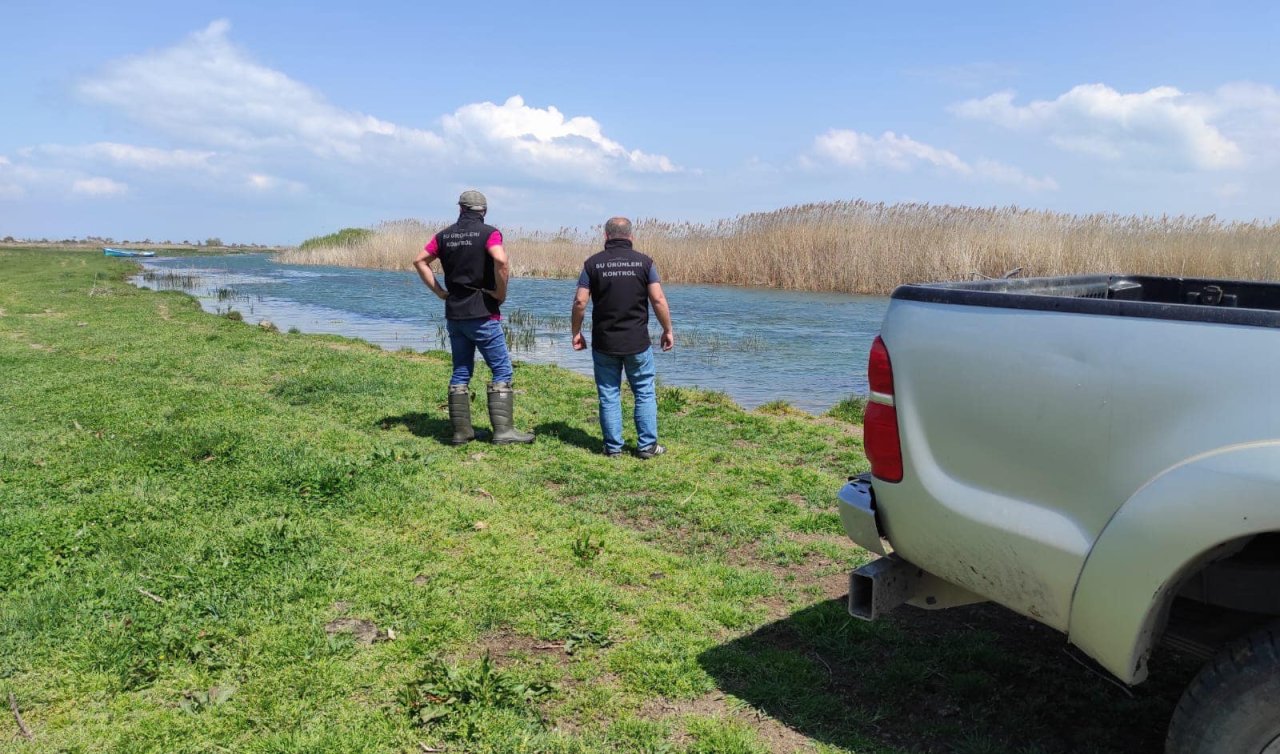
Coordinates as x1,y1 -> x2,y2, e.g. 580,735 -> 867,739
277,202 -> 1280,294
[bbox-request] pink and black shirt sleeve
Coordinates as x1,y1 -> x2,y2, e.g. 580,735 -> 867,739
422,230 -> 503,258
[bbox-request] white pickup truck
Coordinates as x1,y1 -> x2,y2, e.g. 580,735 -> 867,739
838,274 -> 1280,754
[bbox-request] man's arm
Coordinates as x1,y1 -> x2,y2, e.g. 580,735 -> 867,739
413,245 -> 448,300
571,285 -> 590,351
486,243 -> 509,303
648,282 -> 674,351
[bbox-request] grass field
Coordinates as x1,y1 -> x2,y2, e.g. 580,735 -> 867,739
1,249 -> 1199,753
279,201 -> 1280,295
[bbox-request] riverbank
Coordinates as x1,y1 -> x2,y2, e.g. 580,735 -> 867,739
0,248 -> 1194,752
132,252 -> 887,413
279,200 -> 1280,295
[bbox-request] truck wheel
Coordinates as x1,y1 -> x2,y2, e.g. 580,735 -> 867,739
1167,623 -> 1280,754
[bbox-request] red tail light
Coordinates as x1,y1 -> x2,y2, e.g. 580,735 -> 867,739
864,336 -> 903,482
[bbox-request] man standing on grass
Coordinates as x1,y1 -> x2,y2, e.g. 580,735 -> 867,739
571,217 -> 674,458
413,190 -> 534,445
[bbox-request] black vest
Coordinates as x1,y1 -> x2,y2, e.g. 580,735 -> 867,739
583,239 -> 654,356
434,211 -> 501,320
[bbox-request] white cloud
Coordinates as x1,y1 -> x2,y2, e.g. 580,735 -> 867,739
952,84 -> 1247,170
32,142 -> 216,171
0,155 -> 68,198
813,130 -> 969,172
245,173 -> 306,193
809,129 -> 1056,191
74,20 -> 676,184
440,96 -> 679,179
0,156 -> 22,199
71,177 -> 128,197
78,19 -> 426,161
971,159 -> 1058,192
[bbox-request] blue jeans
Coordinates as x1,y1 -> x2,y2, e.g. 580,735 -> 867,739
447,317 -> 514,386
592,347 -> 658,453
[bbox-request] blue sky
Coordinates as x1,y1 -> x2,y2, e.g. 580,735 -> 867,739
2,0 -> 1278,244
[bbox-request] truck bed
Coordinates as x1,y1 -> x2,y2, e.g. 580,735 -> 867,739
893,274 -> 1280,328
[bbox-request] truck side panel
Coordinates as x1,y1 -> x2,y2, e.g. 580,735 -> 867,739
876,299 -> 1280,632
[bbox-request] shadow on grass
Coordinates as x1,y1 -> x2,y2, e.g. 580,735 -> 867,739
698,598 -> 1200,754
378,412 -> 482,444
534,421 -> 603,454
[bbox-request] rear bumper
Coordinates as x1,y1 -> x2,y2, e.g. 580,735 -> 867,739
837,472 -> 887,555
839,474 -> 986,620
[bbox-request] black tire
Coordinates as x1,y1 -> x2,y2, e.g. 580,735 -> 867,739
1167,623 -> 1280,754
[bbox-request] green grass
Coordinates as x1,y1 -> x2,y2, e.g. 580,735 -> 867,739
0,249 -> 1196,753
298,227 -> 374,252
826,396 -> 867,425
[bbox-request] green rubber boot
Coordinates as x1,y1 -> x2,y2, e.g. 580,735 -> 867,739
447,385 -> 476,445
487,382 -> 535,445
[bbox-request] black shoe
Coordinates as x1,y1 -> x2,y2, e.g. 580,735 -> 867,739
603,448 -> 624,459
635,443 -> 666,460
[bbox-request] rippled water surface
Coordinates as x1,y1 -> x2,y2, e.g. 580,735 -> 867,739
134,254 -> 888,412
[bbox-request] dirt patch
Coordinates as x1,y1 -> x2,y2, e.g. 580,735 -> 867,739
752,569 -> 848,622
469,629 -> 570,666
639,693 -> 816,752
802,413 -> 865,437
321,341 -> 373,353
324,617 -> 392,645
603,506 -> 696,551
156,302 -> 171,320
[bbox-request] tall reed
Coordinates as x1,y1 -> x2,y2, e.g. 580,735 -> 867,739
278,202 -> 1280,294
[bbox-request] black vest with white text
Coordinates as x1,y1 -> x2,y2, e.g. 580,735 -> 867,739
583,239 -> 654,355
434,211 -> 500,320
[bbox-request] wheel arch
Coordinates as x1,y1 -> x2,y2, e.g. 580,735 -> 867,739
1068,441 -> 1280,684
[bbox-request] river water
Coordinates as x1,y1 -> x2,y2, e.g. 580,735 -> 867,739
133,253 -> 887,413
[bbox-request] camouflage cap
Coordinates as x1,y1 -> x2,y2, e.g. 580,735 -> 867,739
458,190 -> 487,210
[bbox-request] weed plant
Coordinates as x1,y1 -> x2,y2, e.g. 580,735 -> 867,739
826,396 -> 868,425
140,269 -> 200,290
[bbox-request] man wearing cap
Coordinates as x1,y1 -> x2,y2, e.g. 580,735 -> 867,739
571,216 -> 674,459
413,190 -> 534,445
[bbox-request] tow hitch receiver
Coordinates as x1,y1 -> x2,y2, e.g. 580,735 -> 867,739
849,554 -> 984,620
